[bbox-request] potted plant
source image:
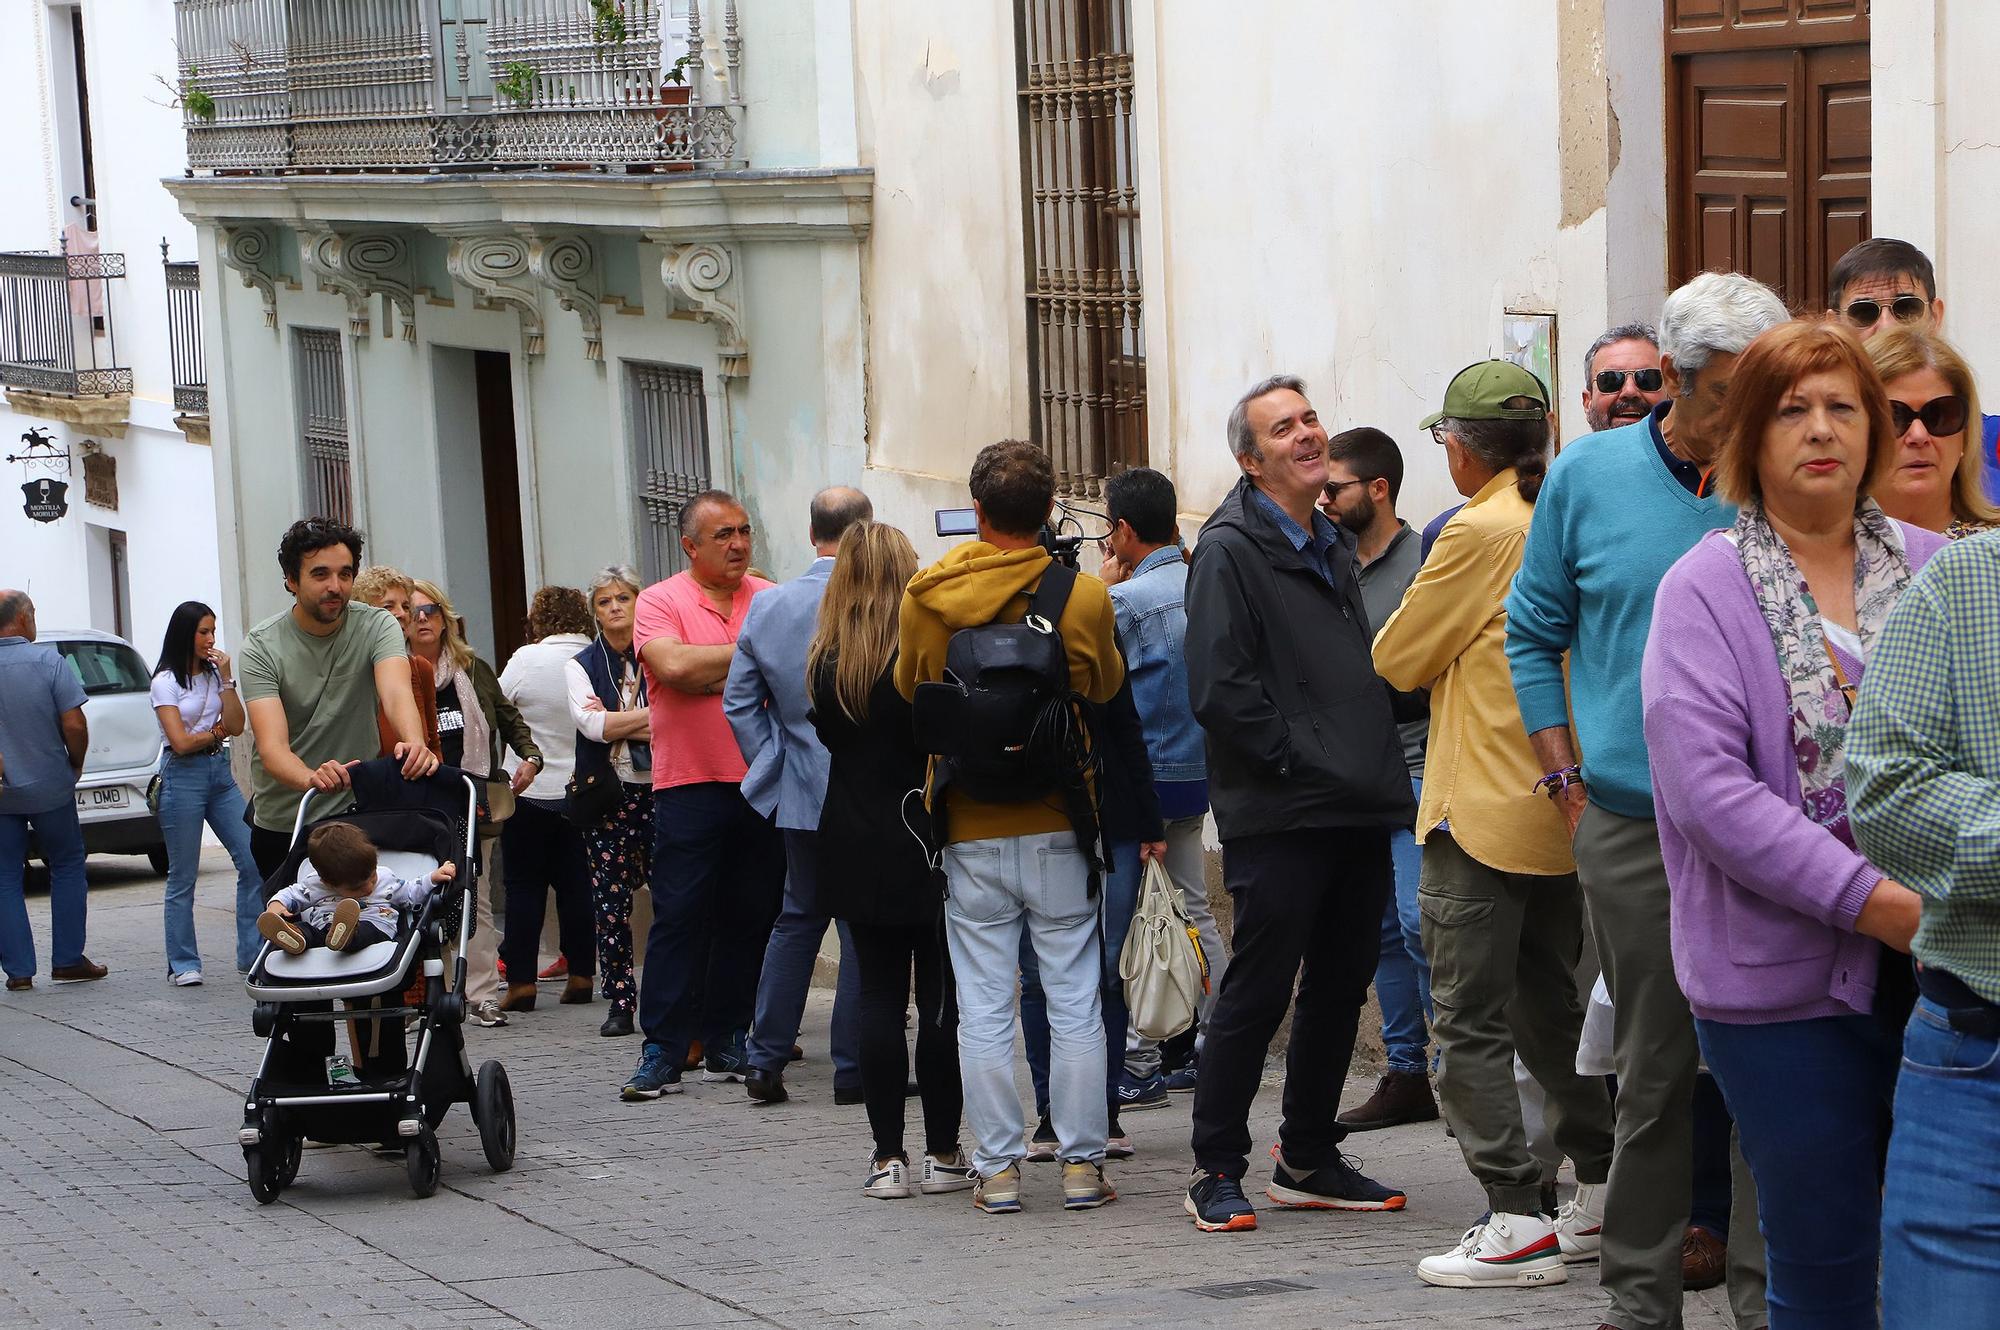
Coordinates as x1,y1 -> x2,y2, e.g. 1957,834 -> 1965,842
496,61 -> 537,106
659,52 -> 698,105
589,0 -> 628,46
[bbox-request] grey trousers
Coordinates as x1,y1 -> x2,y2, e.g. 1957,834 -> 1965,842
1419,829 -> 1614,1215
1575,804 -> 1767,1330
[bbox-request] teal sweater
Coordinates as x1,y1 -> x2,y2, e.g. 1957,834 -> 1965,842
1504,410 -> 1732,818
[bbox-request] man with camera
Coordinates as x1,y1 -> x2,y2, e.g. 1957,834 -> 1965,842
896,439 -> 1126,1215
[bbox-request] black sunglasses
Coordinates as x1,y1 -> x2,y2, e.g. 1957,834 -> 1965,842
1843,295 -> 1930,327
411,604 -> 445,621
1889,395 -> 1968,439
1322,479 -> 1367,500
1593,368 -> 1663,394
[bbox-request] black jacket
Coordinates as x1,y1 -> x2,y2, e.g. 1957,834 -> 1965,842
1093,678 -> 1165,846
809,657 -> 939,928
1185,477 -> 1418,839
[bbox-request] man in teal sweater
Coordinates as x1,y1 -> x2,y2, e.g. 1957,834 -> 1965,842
1505,272 -> 1786,1330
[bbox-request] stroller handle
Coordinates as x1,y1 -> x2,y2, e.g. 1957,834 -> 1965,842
287,762 -> 481,858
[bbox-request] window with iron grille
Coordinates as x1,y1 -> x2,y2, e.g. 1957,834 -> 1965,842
162,251 -> 206,413
291,327 -> 352,524
1016,0 -> 1148,494
624,360 -> 712,580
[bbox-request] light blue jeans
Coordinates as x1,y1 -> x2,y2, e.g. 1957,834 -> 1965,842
1375,777 -> 1432,1073
0,802 -> 89,978
944,829 -> 1106,1176
155,748 -> 264,973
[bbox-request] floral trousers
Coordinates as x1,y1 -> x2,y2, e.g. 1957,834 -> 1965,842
585,781 -> 652,1016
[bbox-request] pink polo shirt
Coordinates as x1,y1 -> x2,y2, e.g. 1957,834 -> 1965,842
633,569 -> 773,790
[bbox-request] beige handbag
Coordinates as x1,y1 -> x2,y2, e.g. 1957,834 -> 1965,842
1119,858 -> 1207,1040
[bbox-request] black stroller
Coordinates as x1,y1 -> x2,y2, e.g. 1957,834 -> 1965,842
238,760 -> 516,1202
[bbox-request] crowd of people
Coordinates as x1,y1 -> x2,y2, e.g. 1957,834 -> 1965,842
3,236 -> 1999,1328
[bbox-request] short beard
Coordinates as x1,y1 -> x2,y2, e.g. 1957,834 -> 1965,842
1336,492 -> 1376,535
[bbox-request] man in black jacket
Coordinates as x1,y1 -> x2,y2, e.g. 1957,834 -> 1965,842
1182,374 -> 1417,1233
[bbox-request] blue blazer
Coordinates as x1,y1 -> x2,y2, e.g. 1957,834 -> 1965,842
724,557 -> 833,830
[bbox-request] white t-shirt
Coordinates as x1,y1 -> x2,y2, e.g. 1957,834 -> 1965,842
498,633 -> 591,799
150,667 -> 224,735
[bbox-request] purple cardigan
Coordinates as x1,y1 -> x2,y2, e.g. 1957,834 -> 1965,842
1641,523 -> 1945,1024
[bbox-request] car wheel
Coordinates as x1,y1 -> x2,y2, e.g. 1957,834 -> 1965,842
147,847 -> 170,875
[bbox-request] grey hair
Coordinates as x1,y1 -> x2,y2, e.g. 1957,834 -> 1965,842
0,590 -> 31,630
808,486 -> 873,546
1226,374 -> 1309,459
585,564 -> 643,602
1658,273 -> 1789,381
1583,322 -> 1659,379
1435,410 -> 1551,503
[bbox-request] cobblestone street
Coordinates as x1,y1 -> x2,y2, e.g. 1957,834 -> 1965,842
0,849 -> 1742,1329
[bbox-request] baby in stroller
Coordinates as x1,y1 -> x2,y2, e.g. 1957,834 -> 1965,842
258,821 -> 456,957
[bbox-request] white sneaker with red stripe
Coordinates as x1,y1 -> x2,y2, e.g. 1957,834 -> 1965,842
1556,1181 -> 1605,1263
1416,1213 -> 1567,1288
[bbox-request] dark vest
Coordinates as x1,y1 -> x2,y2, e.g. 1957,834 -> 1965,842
573,637 -> 650,787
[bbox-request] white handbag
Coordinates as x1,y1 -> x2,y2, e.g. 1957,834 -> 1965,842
1119,857 -> 1207,1040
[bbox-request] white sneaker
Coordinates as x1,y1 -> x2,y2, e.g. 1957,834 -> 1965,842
467,999 -> 508,1028
171,970 -> 203,987
1416,1213 -> 1567,1288
919,1150 -> 976,1194
864,1156 -> 911,1199
1556,1181 -> 1605,1263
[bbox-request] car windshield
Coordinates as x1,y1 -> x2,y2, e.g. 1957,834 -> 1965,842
55,640 -> 152,695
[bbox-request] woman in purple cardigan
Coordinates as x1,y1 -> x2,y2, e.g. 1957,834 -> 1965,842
1642,319 -> 1944,1330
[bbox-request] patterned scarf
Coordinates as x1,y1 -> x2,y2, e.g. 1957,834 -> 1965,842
432,652 -> 494,779
1733,498 -> 1910,845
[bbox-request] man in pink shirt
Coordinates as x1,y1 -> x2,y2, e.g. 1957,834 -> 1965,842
620,489 -> 783,1100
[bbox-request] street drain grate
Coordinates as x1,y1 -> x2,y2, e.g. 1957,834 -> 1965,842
1182,1278 -> 1312,1301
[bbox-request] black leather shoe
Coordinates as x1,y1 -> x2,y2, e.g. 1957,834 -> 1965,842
746,1066 -> 788,1105
834,1083 -> 865,1106
598,1009 -> 634,1038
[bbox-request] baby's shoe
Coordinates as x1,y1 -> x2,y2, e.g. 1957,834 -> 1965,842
326,899 -> 363,951
258,913 -> 307,957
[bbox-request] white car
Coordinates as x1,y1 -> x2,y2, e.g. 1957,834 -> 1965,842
39,627 -> 169,872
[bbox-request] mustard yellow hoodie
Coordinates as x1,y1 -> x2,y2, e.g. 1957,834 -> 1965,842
894,541 -> 1125,844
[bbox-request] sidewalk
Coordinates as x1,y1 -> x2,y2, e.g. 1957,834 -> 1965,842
0,848 -> 1741,1328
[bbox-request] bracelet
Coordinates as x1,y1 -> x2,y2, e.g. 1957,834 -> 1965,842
219,679 -> 237,691
1533,765 -> 1583,798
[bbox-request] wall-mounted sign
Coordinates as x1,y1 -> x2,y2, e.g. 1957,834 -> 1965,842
83,450 -> 117,509
22,478 -> 69,523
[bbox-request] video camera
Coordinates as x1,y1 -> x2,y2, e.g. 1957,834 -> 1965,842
934,498 -> 1104,571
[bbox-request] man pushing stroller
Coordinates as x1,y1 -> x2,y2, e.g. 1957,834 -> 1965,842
258,822 -> 454,957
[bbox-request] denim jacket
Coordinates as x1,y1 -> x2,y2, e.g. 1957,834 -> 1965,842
1108,545 -> 1206,782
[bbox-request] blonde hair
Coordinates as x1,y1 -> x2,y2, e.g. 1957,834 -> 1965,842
1866,326 -> 2000,527
807,522 -> 918,723
352,564 -> 414,607
409,578 -> 474,671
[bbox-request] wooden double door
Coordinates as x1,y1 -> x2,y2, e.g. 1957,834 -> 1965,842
1668,1 -> 1870,314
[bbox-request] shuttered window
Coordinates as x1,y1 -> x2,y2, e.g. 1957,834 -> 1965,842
624,360 -> 712,580
292,327 -> 352,524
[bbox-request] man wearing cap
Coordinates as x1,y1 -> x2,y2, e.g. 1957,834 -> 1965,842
1377,362 -> 1616,1288
1507,273 -> 1783,1330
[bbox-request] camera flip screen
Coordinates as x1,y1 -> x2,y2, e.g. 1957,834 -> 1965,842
934,507 -> 978,537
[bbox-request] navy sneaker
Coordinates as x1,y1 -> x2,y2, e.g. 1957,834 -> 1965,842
1115,1071 -> 1171,1112
1266,1146 -> 1406,1211
1185,1170 -> 1257,1232
1164,1062 -> 1199,1093
703,1033 -> 753,1084
621,1043 -> 684,1101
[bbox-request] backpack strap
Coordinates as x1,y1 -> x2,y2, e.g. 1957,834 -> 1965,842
1026,558 -> 1078,630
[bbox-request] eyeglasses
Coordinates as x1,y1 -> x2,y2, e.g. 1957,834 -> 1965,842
1842,295 -> 1930,327
1593,368 -> 1663,394
1322,479 -> 1366,501
1889,394 -> 1968,439
1428,424 -> 1449,446
411,604 -> 445,621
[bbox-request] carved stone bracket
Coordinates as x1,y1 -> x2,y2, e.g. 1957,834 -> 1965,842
526,232 -> 602,361
655,240 -> 747,378
443,232 -> 544,357
217,225 -> 278,329
343,232 -> 418,342
299,227 -> 373,337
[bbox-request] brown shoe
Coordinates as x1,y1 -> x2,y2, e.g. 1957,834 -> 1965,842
5,976 -> 30,991
683,1039 -> 704,1071
1335,1070 -> 1439,1131
326,898 -> 362,951
498,981 -> 539,1012
50,957 -> 109,983
1682,1224 -> 1727,1290
560,975 -> 594,1005
258,913 -> 307,956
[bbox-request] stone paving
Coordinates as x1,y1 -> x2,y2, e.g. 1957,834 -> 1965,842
0,848 -> 1744,1329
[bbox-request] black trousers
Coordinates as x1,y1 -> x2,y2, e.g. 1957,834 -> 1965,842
1190,825 -> 1393,1179
499,799 -> 597,980
250,824 -> 293,881
847,919 -> 962,1163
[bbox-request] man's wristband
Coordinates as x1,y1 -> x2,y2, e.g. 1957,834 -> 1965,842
1533,765 -> 1583,798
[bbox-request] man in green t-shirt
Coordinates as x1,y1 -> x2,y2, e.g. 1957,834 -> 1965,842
238,518 -> 438,874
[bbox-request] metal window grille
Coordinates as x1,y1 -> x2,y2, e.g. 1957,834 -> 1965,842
0,246 -> 133,397
625,360 -> 711,580
292,327 -> 352,524
1016,0 -> 1147,494
162,246 -> 207,413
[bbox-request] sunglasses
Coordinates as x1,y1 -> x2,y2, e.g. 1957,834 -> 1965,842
411,604 -> 445,621
1889,395 -> 1968,439
1593,368 -> 1663,394
1322,478 -> 1366,501
1842,295 -> 1930,327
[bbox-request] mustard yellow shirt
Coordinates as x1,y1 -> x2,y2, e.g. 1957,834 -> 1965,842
1373,470 -> 1574,876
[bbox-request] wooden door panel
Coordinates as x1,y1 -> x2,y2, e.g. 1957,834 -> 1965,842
1804,43 -> 1871,312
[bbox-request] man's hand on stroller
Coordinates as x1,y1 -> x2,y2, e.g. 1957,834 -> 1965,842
394,741 -> 440,780
309,759 -> 356,792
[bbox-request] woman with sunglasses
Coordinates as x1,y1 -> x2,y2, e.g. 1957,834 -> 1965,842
1865,327 -> 2000,541
1640,319 -> 1947,1329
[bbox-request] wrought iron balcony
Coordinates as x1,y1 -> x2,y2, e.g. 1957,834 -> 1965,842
163,244 -> 208,414
0,248 -> 134,398
175,0 -> 744,175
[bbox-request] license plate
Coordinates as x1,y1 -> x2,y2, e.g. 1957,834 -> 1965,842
76,787 -> 127,810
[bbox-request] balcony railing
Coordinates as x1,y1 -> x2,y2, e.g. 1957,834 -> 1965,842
0,248 -> 134,398
175,0 -> 744,175
163,244 -> 208,414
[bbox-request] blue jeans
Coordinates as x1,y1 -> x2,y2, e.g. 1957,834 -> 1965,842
1697,1013 -> 1897,1330
0,803 -> 89,978
1883,997 -> 2000,1329
1023,838 -> 1137,1118
156,748 -> 265,974
746,828 -> 860,1086
1375,777 -> 1431,1073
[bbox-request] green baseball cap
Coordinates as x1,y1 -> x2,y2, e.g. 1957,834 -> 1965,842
1419,359 -> 1551,430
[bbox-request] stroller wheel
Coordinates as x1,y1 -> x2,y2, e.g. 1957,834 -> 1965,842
244,1145 -> 283,1205
474,1060 -> 516,1173
271,1134 -> 302,1188
405,1124 -> 441,1198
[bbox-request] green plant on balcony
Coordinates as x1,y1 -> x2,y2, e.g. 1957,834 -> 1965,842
496,61 -> 538,105
664,53 -> 698,85
589,0 -> 627,46
182,65 -> 216,120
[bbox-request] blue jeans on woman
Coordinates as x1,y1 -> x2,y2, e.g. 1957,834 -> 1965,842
1882,996 -> 2000,1329
1373,777 -> 1432,1074
156,747 -> 264,973
1022,839 -> 1139,1121
1697,1012 -> 1898,1330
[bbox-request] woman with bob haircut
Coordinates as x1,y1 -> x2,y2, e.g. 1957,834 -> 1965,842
1641,318 -> 1947,1328
1863,326 -> 2000,541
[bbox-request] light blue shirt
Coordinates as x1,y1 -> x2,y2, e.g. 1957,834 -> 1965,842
1251,487 -> 1342,587
0,636 -> 89,815
724,557 -> 834,830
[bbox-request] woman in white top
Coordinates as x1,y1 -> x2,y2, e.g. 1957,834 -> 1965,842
496,586 -> 597,1013
564,566 -> 654,1038
150,601 -> 264,981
